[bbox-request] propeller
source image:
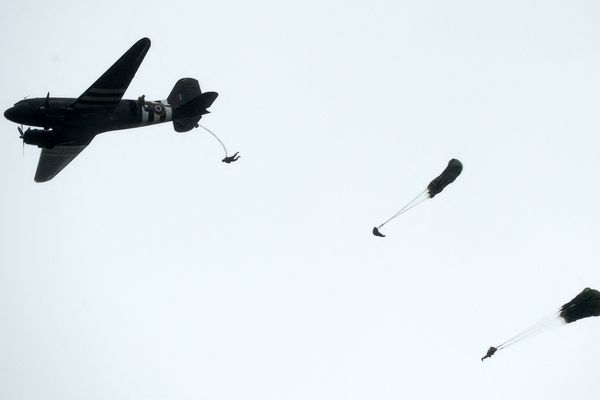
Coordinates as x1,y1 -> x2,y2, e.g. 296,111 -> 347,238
18,125 -> 25,156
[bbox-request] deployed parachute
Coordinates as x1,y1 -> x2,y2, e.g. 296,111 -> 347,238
372,159 -> 463,237
482,288 -> 600,361
559,287 -> 600,323
427,158 -> 463,198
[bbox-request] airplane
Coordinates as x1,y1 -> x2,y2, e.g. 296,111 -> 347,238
3,37 -> 218,182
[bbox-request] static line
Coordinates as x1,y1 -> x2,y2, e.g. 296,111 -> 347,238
198,124 -> 228,157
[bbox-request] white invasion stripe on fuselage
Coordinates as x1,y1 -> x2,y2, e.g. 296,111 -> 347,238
141,101 -> 172,125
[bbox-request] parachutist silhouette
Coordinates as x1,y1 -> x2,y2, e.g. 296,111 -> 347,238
222,152 -> 240,163
481,346 -> 497,361
137,95 -> 145,107
372,227 -> 385,237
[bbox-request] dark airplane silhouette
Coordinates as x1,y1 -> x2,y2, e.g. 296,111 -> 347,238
4,37 -> 218,182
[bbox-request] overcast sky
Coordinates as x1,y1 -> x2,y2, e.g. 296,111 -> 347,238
1,1 -> 600,399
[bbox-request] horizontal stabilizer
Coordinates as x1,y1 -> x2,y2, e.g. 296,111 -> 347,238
173,116 -> 201,133
202,91 -> 218,109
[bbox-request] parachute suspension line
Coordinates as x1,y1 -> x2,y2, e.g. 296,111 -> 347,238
497,309 -> 565,350
497,310 -> 561,349
377,189 -> 429,229
497,318 -> 565,350
394,195 -> 430,218
197,124 -> 228,157
496,312 -> 557,350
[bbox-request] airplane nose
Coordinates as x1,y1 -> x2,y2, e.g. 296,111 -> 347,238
4,107 -> 17,122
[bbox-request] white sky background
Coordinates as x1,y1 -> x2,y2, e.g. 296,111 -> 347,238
1,0 -> 600,399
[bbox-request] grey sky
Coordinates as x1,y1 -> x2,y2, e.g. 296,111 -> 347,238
1,1 -> 600,399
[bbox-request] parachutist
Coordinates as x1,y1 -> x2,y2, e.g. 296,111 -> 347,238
481,346 -> 497,361
137,95 -> 145,107
372,227 -> 385,237
222,152 -> 240,163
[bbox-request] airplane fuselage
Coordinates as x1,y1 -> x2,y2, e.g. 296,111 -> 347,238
4,97 -> 174,147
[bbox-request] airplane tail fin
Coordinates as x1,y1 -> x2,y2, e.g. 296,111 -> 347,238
168,78 -> 218,132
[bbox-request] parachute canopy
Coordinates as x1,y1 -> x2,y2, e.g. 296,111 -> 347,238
559,287 -> 600,324
372,158 -> 463,237
427,159 -> 463,198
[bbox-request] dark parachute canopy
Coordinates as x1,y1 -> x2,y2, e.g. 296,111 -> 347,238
559,287 -> 600,323
372,159 -> 463,237
482,288 -> 600,361
427,158 -> 463,198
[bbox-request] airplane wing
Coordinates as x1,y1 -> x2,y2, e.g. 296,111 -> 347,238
34,145 -> 88,182
70,37 -> 151,111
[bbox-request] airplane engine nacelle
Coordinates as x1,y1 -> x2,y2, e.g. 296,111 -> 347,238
23,129 -> 60,148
